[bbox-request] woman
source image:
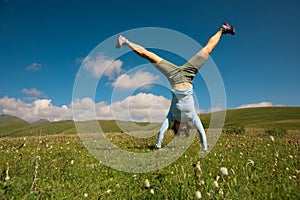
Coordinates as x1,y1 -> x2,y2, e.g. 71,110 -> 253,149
115,22 -> 235,151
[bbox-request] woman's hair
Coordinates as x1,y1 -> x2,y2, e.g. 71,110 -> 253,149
172,120 -> 191,137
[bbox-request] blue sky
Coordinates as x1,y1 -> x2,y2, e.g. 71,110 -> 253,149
0,0 -> 299,122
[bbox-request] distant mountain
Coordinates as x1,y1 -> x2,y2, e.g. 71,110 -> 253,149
31,119 -> 51,125
0,114 -> 28,124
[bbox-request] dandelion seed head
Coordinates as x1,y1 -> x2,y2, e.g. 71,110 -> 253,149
219,188 -> 224,195
220,167 -> 228,176
200,180 -> 205,185
5,176 -> 10,181
195,191 -> 201,199
150,189 -> 154,194
213,180 -> 219,188
144,179 -> 150,188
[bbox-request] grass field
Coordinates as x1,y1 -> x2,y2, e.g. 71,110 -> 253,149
0,107 -> 299,199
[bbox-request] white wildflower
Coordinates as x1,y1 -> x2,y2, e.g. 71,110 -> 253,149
150,189 -> 154,194
213,180 -> 219,188
106,189 -> 111,194
200,180 -> 205,186
83,193 -> 88,198
70,160 -> 74,165
144,179 -> 150,188
195,191 -> 201,199
220,167 -> 228,176
219,188 -> 224,195
269,136 -> 275,142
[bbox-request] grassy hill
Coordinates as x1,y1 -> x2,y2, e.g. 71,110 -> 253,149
200,106 -> 300,129
0,106 -> 299,138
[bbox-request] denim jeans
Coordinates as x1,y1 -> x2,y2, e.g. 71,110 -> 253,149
156,86 -> 207,151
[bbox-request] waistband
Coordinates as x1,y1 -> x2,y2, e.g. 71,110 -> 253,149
171,85 -> 193,95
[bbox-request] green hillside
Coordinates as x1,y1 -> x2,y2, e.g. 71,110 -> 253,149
200,106 -> 300,129
0,106 -> 299,138
0,115 -> 31,137
0,114 -> 28,124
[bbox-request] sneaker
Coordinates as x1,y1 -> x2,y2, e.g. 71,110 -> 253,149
221,22 -> 236,35
115,34 -> 127,48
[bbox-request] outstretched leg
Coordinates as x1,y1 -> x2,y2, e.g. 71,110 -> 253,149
197,22 -> 236,59
116,35 -> 163,65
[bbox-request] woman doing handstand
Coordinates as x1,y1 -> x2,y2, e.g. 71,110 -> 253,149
115,22 -> 235,151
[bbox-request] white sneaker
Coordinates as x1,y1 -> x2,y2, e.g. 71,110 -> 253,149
115,34 -> 127,48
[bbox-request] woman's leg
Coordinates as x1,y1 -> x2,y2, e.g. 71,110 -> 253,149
126,40 -> 163,66
197,22 -> 235,59
116,35 -> 163,65
196,29 -> 223,59
183,29 -> 223,73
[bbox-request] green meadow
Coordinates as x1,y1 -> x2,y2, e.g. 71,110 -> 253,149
0,107 -> 299,199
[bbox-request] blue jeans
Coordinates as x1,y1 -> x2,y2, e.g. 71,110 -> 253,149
156,86 -> 207,150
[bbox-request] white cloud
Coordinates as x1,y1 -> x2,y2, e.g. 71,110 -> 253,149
0,96 -> 72,122
237,101 -> 274,109
83,54 -> 122,79
21,88 -> 43,96
26,62 -> 42,71
206,107 -> 223,113
0,93 -> 170,123
112,69 -> 160,90
73,93 -> 170,122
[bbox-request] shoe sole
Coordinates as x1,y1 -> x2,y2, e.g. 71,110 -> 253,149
115,35 -> 122,48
